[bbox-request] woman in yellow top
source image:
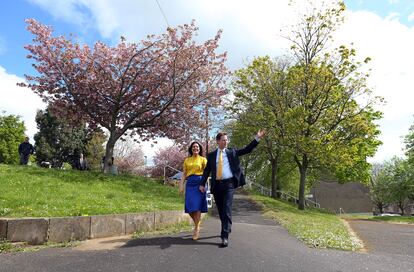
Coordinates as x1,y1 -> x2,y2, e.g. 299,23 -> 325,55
179,141 -> 208,240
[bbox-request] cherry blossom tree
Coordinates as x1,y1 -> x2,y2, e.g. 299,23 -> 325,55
113,137 -> 145,174
151,145 -> 188,178
19,19 -> 228,172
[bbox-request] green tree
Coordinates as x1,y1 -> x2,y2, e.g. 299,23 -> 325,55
230,56 -> 295,198
403,119 -> 414,202
0,113 -> 26,164
404,119 -> 414,165
369,163 -> 392,214
85,130 -> 106,170
284,0 -> 382,209
386,158 -> 412,215
34,108 -> 93,168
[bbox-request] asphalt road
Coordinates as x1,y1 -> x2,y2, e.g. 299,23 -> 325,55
347,219 -> 414,256
0,194 -> 413,272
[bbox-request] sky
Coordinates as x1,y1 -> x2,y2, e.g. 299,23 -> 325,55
0,0 -> 413,164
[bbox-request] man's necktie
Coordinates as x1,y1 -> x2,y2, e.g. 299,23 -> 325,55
217,150 -> 223,180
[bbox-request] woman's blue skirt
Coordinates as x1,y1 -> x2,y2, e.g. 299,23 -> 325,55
185,175 -> 208,213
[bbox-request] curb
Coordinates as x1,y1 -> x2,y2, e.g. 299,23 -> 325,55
0,210 -> 190,245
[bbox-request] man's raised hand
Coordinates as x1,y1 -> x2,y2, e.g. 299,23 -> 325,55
257,129 -> 266,139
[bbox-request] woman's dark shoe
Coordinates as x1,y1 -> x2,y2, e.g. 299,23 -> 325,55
221,238 -> 228,247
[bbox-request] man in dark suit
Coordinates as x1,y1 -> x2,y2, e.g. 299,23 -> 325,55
199,129 -> 265,247
18,136 -> 35,165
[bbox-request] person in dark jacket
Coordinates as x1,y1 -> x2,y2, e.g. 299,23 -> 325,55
199,129 -> 265,247
74,153 -> 89,170
18,136 -> 35,165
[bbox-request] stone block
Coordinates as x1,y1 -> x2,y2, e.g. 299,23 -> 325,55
0,219 -> 7,240
7,218 -> 49,245
49,216 -> 91,243
90,215 -> 126,238
126,212 -> 155,234
154,210 -> 189,229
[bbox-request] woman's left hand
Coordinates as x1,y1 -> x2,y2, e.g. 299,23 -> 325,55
179,182 -> 184,196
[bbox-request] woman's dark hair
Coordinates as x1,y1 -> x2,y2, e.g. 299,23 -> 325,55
188,141 -> 203,156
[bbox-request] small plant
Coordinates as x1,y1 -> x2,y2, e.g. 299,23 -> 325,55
0,240 -> 14,253
0,208 -> 12,216
61,162 -> 72,170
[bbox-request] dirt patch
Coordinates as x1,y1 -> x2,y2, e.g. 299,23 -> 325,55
341,219 -> 367,253
74,235 -> 133,251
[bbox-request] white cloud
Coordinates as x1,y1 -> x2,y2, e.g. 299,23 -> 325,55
25,0 -> 414,163
27,0 -> 93,30
408,12 -> 414,22
385,12 -> 400,21
28,0 -> 295,69
335,10 -> 414,162
0,66 -> 46,141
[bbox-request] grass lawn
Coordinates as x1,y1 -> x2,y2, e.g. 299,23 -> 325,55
0,164 -> 184,218
372,216 -> 414,223
248,192 -> 363,251
341,214 -> 414,224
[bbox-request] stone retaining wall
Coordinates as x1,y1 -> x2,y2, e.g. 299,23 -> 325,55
0,210 -> 190,245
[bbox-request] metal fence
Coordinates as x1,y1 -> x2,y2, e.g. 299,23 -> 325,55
248,181 -> 320,208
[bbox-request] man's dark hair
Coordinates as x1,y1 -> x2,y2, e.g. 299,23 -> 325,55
216,132 -> 227,141
188,141 -> 204,156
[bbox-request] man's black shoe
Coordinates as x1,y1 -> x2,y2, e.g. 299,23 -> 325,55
221,238 -> 228,247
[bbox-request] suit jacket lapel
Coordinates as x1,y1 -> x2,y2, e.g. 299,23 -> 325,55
212,149 -> 218,171
225,149 -> 233,168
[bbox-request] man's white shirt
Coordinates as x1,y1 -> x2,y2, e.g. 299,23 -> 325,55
216,149 -> 233,179
215,136 -> 260,180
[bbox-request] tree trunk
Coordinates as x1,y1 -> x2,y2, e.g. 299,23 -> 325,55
297,155 -> 308,210
398,202 -> 405,216
377,203 -> 384,214
298,166 -> 307,210
270,159 -> 281,199
103,132 -> 117,173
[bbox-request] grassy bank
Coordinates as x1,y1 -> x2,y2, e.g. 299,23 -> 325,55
341,214 -> 414,224
0,164 -> 183,218
249,193 -> 362,251
0,239 -> 80,253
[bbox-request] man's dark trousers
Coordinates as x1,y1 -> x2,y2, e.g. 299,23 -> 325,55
214,178 -> 235,239
201,139 -> 260,240
19,154 -> 29,165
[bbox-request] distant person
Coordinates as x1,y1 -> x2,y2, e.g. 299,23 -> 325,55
74,153 -> 89,170
200,129 -> 265,247
18,136 -> 35,165
179,141 -> 208,240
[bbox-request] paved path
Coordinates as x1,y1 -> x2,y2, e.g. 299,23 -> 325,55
347,219 -> 414,256
1,194 -> 414,272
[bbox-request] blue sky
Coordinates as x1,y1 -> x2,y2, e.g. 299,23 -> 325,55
1,0 -> 413,77
0,0 -> 104,77
346,0 -> 414,26
1,0 -> 414,162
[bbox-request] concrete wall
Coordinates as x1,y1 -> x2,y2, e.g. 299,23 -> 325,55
0,210 -> 191,245
310,181 -> 373,213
